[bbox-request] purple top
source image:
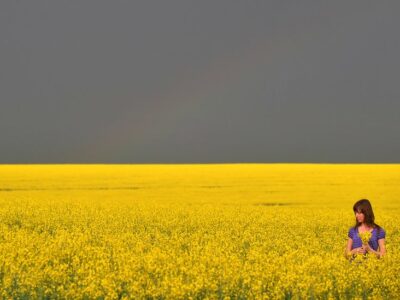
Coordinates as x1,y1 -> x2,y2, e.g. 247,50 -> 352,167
348,226 -> 386,251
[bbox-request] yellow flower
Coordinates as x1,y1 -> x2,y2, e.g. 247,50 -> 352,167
359,231 -> 372,245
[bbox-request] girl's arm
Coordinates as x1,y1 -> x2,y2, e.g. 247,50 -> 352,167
345,238 -> 365,259
366,239 -> 386,258
344,238 -> 353,259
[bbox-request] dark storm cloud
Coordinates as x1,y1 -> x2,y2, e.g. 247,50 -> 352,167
1,1 -> 399,163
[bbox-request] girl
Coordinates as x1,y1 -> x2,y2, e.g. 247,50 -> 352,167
345,199 -> 386,260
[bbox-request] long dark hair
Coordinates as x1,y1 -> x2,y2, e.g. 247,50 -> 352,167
353,199 -> 381,232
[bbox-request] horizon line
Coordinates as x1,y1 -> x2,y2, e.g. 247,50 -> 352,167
1,162 -> 399,165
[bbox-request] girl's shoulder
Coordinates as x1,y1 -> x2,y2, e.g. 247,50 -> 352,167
373,224 -> 385,231
348,226 -> 357,238
374,225 -> 386,238
376,226 -> 386,234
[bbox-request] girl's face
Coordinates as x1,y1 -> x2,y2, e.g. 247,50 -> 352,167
355,210 -> 365,223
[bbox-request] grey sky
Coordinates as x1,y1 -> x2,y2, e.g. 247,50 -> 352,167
1,1 -> 399,163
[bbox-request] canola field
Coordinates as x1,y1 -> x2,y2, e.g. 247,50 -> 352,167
0,164 -> 399,299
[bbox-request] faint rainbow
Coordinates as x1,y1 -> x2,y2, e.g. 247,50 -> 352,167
81,33 -> 313,161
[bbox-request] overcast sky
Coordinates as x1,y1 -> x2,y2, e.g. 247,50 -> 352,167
1,1 -> 399,163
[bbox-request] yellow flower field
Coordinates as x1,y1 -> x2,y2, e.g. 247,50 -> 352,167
0,164 -> 399,299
